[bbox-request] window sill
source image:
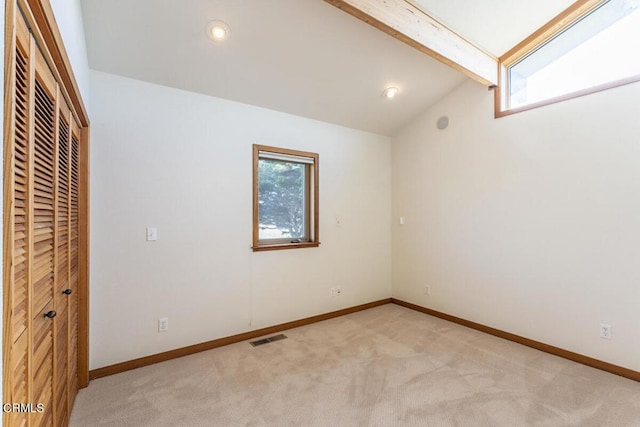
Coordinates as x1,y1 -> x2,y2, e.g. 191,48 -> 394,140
495,74 -> 640,119
252,242 -> 321,252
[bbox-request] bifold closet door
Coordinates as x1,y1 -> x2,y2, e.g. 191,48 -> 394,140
54,101 -> 70,427
54,96 -> 81,425
6,8 -> 81,427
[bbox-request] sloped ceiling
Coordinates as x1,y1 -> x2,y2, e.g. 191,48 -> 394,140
80,0 -> 574,136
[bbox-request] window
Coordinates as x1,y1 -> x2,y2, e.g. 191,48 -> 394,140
497,0 -> 640,116
252,145 -> 319,251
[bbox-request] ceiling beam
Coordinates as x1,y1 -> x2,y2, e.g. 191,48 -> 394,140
325,0 -> 498,86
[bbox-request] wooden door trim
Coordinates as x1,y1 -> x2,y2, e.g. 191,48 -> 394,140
78,126 -> 89,388
2,0 -> 17,417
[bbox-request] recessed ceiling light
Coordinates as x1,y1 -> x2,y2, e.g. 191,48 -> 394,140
206,20 -> 231,42
382,86 -> 399,99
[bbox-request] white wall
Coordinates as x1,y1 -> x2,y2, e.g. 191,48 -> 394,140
89,70 -> 392,369
50,0 -> 90,106
392,79 -> 640,372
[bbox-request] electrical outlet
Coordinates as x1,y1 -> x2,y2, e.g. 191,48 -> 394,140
600,323 -> 611,339
158,317 -> 169,332
330,287 -> 342,297
424,285 -> 431,295
335,286 -> 342,296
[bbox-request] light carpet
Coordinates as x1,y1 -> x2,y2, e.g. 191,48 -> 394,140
70,304 -> 640,426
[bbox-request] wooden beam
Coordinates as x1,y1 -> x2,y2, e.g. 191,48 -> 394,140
325,0 -> 498,86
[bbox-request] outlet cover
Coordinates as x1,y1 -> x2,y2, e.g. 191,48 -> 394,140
600,323 -> 611,339
159,317 -> 169,332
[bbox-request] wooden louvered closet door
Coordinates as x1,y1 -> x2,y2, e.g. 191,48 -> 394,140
5,7 -> 83,427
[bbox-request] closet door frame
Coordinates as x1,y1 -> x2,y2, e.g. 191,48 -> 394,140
3,0 -> 90,416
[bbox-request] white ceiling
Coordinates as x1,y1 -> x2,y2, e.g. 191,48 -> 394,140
80,0 -> 575,136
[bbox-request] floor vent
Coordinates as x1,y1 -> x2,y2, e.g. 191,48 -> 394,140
250,334 -> 288,347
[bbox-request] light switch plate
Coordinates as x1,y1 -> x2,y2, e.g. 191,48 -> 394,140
146,227 -> 158,241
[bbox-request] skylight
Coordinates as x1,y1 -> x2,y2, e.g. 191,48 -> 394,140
499,0 -> 640,113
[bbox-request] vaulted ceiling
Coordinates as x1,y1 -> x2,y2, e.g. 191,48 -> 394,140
80,0 -> 574,136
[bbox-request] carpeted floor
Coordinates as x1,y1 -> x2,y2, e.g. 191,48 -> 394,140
70,304 -> 640,426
